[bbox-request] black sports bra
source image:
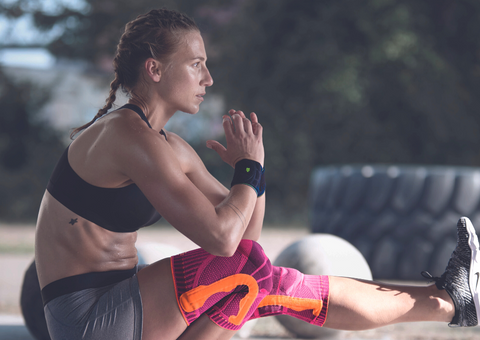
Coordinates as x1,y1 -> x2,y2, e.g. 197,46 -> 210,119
46,104 -> 163,233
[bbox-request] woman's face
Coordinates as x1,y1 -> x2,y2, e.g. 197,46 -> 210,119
157,30 -> 213,115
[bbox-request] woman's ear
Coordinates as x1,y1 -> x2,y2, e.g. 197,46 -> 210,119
144,58 -> 162,82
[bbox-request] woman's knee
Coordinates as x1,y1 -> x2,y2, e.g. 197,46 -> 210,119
237,240 -> 273,290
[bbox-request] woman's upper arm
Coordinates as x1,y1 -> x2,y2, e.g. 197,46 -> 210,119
120,132 -> 245,255
167,134 -> 266,242
169,132 -> 230,206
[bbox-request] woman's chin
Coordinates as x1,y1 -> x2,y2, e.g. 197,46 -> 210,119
181,107 -> 200,115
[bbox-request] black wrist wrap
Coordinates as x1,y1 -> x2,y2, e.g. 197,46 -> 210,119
231,159 -> 265,197
258,168 -> 266,197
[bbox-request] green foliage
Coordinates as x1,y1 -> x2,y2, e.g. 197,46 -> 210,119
3,0 -> 480,223
0,67 -> 64,220
210,0 -> 480,222
1,0 -> 218,62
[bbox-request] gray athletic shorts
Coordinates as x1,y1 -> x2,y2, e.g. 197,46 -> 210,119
43,269 -> 143,340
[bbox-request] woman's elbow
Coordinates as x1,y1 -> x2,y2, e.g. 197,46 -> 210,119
208,235 -> 240,257
242,229 -> 261,242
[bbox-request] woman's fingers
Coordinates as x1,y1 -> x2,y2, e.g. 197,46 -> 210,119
222,115 -> 234,136
250,112 -> 260,135
231,113 -> 248,134
226,110 -> 262,137
206,140 -> 227,157
229,110 -> 255,135
229,109 -> 246,119
250,112 -> 258,124
242,117 -> 253,134
213,109 -> 264,167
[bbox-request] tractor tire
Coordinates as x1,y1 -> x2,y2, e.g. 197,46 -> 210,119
309,164 -> 480,280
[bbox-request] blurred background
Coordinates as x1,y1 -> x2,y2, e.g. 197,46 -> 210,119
1,0 -> 480,225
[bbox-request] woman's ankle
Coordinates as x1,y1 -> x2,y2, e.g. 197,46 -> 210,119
430,284 -> 455,322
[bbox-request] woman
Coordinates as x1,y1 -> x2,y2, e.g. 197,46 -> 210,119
35,8 -> 480,340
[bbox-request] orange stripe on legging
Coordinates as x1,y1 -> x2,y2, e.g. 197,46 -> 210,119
258,295 -> 323,317
179,273 -> 259,325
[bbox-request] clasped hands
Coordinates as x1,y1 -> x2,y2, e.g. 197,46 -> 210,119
206,109 -> 264,168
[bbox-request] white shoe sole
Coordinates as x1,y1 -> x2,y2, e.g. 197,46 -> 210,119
463,216 -> 480,325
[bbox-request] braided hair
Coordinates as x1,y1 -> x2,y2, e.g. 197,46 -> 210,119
70,8 -> 198,138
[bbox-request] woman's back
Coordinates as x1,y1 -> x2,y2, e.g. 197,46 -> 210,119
35,107 -> 158,289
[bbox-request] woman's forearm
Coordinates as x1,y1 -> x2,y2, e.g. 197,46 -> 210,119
242,193 -> 265,241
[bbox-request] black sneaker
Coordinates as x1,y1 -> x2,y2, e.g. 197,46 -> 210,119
421,217 -> 480,327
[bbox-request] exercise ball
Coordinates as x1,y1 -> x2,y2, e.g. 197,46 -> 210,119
136,242 -> 181,264
273,234 -> 372,339
20,260 -> 51,340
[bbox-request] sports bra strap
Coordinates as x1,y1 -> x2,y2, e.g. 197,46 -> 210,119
120,103 -> 167,139
122,103 -> 152,128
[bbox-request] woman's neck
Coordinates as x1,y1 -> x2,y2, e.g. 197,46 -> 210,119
127,97 -> 174,132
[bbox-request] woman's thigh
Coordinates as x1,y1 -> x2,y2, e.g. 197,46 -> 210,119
177,314 -> 237,340
137,258 -> 190,340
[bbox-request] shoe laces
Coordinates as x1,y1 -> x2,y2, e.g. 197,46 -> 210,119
421,271 -> 447,290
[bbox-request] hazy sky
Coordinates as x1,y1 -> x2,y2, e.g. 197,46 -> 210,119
0,0 -> 88,68
0,0 -> 89,45
0,48 -> 55,68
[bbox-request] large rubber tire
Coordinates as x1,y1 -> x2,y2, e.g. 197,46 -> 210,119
309,165 -> 480,280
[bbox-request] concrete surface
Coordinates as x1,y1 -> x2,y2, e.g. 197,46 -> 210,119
1,223 -> 480,340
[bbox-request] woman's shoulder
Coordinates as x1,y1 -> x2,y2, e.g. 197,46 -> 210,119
162,130 -> 199,157
162,130 -> 186,146
106,109 -> 158,137
161,130 -> 208,175
85,109 -> 167,154
71,109 -> 171,173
